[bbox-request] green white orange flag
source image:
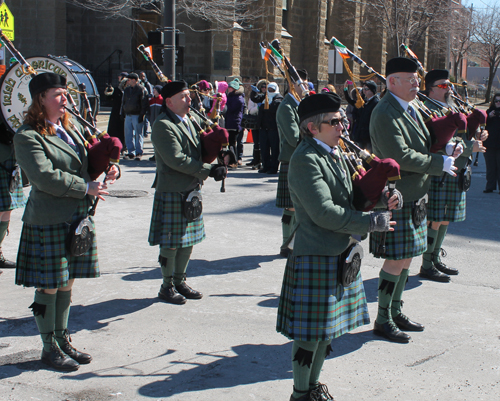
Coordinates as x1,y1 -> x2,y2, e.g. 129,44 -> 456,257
333,39 -> 350,59
260,45 -> 272,61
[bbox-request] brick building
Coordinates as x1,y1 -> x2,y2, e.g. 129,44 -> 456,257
8,0 -> 459,101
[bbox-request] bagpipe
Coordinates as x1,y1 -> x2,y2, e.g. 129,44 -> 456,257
135,46 -> 233,191
331,37 -> 468,154
0,29 -> 121,181
400,43 -> 486,141
137,44 -> 170,83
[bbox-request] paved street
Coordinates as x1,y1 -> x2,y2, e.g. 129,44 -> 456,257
1,110 -> 499,401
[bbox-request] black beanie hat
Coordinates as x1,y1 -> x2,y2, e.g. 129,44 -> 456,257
424,69 -> 450,89
29,73 -> 67,97
364,80 -> 377,94
386,57 -> 418,76
161,80 -> 188,99
298,92 -> 341,122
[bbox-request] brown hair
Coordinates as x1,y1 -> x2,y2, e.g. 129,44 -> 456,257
489,92 -> 500,110
23,91 -> 71,136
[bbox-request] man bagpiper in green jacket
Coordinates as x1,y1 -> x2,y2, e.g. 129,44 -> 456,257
148,81 -> 226,305
420,69 -> 487,282
369,57 -> 463,343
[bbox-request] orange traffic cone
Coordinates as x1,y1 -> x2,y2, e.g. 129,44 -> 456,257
246,129 -> 253,144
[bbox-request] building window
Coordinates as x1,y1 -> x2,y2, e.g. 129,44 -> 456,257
282,0 -> 289,31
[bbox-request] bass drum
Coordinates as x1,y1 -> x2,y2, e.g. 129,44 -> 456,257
0,55 -> 100,135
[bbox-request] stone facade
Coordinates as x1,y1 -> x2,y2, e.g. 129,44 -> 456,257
7,0 -> 452,96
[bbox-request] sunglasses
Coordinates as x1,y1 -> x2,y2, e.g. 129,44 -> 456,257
433,82 -> 451,89
320,118 -> 343,127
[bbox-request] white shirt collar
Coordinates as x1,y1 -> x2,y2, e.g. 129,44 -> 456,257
388,90 -> 410,112
313,138 -> 335,154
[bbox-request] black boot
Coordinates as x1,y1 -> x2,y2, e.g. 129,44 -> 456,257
247,148 -> 261,166
41,336 -> 80,372
158,284 -> 187,304
0,249 -> 15,269
175,281 -> 203,299
58,330 -> 92,364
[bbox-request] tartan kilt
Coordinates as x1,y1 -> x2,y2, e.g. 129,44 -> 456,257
369,202 -> 427,260
148,191 -> 206,248
426,175 -> 466,222
0,157 -> 26,211
15,196 -> 99,289
276,163 -> 293,208
276,254 -> 370,342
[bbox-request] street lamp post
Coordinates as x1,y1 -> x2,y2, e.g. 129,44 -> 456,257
163,0 -> 176,80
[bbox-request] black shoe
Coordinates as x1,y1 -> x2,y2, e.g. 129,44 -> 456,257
483,189 -> 494,193
258,168 -> 268,173
158,284 -> 187,304
58,331 -> 92,364
41,343 -> 80,371
434,261 -> 458,275
0,254 -> 15,269
419,265 -> 450,282
135,154 -> 143,161
126,153 -> 135,160
149,155 -> 156,161
373,321 -> 411,343
246,159 -> 257,166
393,313 -> 424,332
310,383 -> 334,400
175,282 -> 203,299
252,163 -> 262,170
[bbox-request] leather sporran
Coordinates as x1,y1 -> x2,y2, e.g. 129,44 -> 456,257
67,216 -> 94,257
412,194 -> 428,227
182,190 -> 203,222
458,165 -> 472,192
9,164 -> 21,193
338,242 -> 364,287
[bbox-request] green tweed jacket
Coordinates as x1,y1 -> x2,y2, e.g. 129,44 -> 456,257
424,100 -> 474,170
151,107 -> 212,193
14,121 -> 90,225
276,93 -> 300,163
288,136 -> 371,257
0,142 -> 14,164
370,91 -> 445,202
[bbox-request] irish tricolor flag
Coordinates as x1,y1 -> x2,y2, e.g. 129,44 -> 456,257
260,45 -> 272,61
333,39 -> 350,59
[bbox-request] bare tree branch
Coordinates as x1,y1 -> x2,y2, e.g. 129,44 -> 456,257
65,0 -> 264,31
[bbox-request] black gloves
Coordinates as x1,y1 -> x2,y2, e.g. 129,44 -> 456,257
209,164 -> 227,182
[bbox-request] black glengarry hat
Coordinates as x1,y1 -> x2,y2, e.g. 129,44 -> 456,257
298,92 -> 341,122
386,57 -> 418,76
424,69 -> 450,88
161,80 -> 188,99
29,73 -> 67,97
297,68 -> 308,81
364,80 -> 377,94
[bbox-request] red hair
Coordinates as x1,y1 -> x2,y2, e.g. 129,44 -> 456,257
23,91 -> 71,136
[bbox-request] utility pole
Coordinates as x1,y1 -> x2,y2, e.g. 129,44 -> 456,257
163,0 -> 176,80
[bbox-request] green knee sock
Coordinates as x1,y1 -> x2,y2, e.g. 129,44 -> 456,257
281,209 -> 295,248
309,340 -> 332,389
159,248 -> 177,286
432,225 -> 449,264
173,246 -> 193,285
391,269 -> 410,318
422,226 -> 438,270
54,290 -> 72,346
292,340 -> 319,399
375,270 -> 400,324
0,221 -> 9,246
30,291 -> 57,352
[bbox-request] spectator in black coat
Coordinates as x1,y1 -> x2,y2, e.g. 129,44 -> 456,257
257,82 -> 283,174
484,93 -> 500,193
104,72 -> 128,152
344,80 -> 379,151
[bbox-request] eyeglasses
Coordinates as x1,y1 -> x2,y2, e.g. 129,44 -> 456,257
433,82 -> 451,89
320,118 -> 343,127
395,76 -> 421,85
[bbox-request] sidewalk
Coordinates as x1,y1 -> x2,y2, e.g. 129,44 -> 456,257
0,118 -> 499,400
